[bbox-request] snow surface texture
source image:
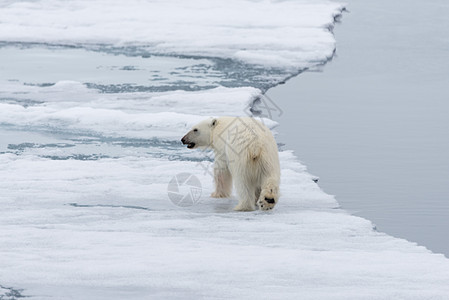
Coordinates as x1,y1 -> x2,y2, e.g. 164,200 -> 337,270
0,0 -> 342,70
1,0 -> 449,299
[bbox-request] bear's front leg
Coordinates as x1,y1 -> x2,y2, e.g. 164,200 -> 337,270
211,166 -> 232,198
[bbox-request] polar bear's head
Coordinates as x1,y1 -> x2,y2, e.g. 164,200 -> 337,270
181,118 -> 217,149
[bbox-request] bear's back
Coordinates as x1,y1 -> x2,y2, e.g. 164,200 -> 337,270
215,116 -> 276,162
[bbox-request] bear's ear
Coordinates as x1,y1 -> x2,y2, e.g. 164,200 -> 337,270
210,118 -> 218,127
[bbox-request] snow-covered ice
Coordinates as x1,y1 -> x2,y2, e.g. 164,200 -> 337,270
0,0 -> 343,69
1,0 -> 449,299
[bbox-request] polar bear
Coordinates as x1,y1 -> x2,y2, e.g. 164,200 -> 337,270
181,116 -> 280,211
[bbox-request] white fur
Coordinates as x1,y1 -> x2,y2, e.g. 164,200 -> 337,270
182,117 -> 280,211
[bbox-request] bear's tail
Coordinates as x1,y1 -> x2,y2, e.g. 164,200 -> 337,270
248,139 -> 263,161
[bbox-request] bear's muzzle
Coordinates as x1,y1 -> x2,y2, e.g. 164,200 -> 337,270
181,135 -> 195,149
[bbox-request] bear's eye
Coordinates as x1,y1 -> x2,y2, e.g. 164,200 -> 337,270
193,128 -> 198,132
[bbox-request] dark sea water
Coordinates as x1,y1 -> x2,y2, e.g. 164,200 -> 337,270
268,0 -> 449,256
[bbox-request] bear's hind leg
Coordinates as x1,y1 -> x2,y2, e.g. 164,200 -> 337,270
211,166 -> 232,198
234,181 -> 256,211
255,187 -> 261,205
257,178 -> 279,211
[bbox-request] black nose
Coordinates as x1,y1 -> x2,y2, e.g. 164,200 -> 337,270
181,136 -> 187,144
